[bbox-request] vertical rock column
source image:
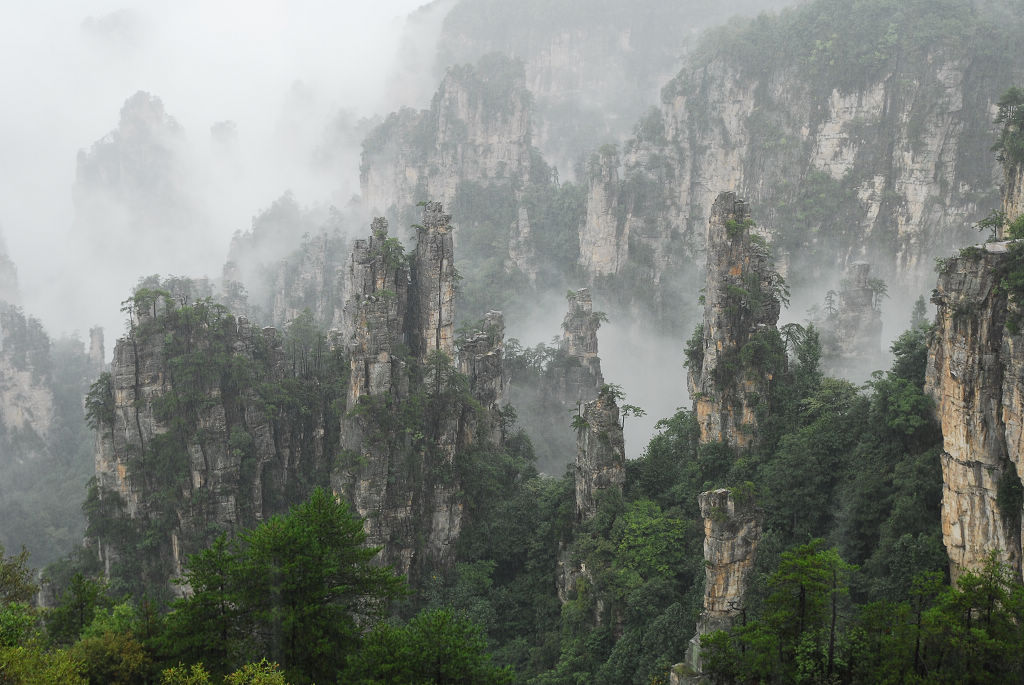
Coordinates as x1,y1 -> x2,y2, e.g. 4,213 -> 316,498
342,218 -> 410,408
412,201 -> 456,359
457,310 -> 506,435
574,390 -> 626,523
683,489 -> 763,676
557,288 -> 605,405
579,146 -> 623,277
677,192 -> 777,680
336,205 -> 467,581
1000,155 -> 1024,236
926,244 -> 1022,581
337,217 -> 416,574
687,191 -> 783,448
558,388 -> 626,603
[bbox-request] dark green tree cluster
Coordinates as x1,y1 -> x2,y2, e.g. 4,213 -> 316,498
703,548 -> 1024,683
3,491 -> 512,685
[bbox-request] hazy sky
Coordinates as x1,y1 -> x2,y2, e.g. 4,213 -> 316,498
0,0 -> 431,338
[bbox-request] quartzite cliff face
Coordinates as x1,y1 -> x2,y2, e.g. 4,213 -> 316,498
688,192 -> 784,448
926,141 -> 1024,581
684,488 -> 763,677
557,384 -> 626,604
579,3 -> 1020,309
926,242 -> 1024,581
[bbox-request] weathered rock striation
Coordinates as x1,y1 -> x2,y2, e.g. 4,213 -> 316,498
557,385 -> 626,603
411,203 -> 456,357
926,241 -> 1024,581
432,0 -> 792,169
684,488 -> 764,676
573,388 -> 625,523
335,204 -> 499,581
341,217 -> 410,407
687,192 -> 784,448
1002,158 -> 1024,233
90,204 -> 499,591
457,310 -> 506,421
361,56 -> 533,223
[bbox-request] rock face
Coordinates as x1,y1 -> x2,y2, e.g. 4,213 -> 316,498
0,301 -> 97,566
684,489 -> 763,677
0,306 -> 56,461
457,310 -> 506,428
433,0 -> 793,168
573,389 -> 625,523
342,218 -> 410,407
580,147 -> 623,277
687,193 -> 784,448
925,241 -> 1024,581
411,203 -> 456,357
557,385 -> 626,603
361,55 -> 533,222
819,262 -> 884,377
571,2 -> 1021,312
556,288 -> 605,404
91,293 -> 337,593
1002,160 -> 1024,232
335,204 -> 497,581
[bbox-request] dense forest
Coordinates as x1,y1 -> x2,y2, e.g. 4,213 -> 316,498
5,0 -> 1024,683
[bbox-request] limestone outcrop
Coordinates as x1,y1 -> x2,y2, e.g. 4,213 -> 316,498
580,147 -> 623,277
925,241 -> 1024,581
89,204 -> 496,591
335,203 -> 496,581
1002,159 -> 1024,231
684,488 -> 763,676
342,218 -> 410,406
577,17 -> 1007,308
687,192 -> 784,448
457,311 -> 505,419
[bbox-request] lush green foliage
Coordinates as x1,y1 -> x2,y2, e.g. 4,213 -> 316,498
705,551 -> 1024,683
345,608 -> 514,684
159,488 -> 405,683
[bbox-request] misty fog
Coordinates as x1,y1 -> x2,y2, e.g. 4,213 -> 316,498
0,0 -> 429,341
